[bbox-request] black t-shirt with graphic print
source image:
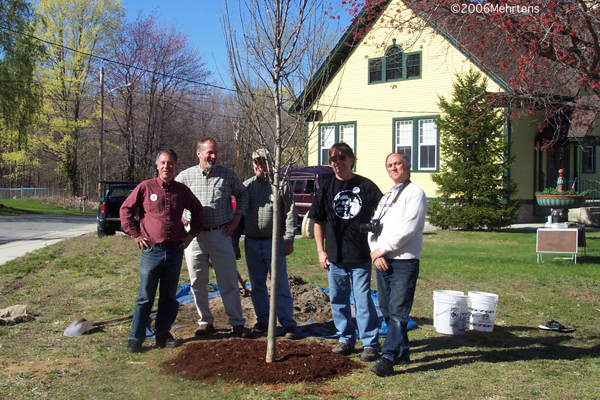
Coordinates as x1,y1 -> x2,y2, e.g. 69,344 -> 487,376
308,174 -> 383,264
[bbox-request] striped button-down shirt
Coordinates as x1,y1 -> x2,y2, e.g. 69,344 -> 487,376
176,164 -> 248,228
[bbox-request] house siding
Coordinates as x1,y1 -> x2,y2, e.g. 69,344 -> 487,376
510,113 -> 538,199
307,0 -> 508,197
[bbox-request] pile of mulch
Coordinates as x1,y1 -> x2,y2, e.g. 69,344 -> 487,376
161,339 -> 364,384
160,274 -> 366,383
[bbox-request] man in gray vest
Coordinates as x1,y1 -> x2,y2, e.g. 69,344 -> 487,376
233,149 -> 297,339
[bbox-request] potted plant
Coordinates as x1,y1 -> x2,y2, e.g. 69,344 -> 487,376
535,168 -> 588,210
534,187 -> 588,209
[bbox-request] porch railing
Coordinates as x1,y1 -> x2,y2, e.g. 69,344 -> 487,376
581,180 -> 600,201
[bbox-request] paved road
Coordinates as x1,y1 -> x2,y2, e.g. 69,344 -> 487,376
0,214 -> 97,265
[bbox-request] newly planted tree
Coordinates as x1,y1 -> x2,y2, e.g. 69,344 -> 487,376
223,0 -> 333,362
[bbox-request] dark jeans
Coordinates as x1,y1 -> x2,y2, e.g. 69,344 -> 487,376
129,245 -> 183,343
376,258 -> 419,361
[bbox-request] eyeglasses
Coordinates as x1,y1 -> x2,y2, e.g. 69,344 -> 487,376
329,154 -> 347,163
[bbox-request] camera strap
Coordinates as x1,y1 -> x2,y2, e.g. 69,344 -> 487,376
375,180 -> 411,221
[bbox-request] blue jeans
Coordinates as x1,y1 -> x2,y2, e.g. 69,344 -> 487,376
376,258 -> 419,361
328,260 -> 380,349
245,237 -> 296,328
129,245 -> 184,343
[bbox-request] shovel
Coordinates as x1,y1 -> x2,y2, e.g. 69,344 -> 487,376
64,310 -> 156,337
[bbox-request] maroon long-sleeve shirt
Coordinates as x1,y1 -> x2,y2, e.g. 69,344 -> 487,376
120,177 -> 204,244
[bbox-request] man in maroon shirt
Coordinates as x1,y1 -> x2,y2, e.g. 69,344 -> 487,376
120,149 -> 204,353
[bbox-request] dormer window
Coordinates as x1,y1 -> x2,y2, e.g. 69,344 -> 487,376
368,41 -> 421,84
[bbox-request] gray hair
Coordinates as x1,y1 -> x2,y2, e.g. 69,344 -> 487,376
196,137 -> 217,152
385,152 -> 411,169
156,149 -> 178,164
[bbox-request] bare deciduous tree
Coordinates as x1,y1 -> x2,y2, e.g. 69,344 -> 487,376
105,11 -> 212,180
222,0 -> 334,362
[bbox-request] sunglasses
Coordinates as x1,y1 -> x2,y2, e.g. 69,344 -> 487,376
329,154 -> 347,162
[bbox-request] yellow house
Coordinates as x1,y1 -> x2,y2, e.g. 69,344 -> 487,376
292,0 -> 600,224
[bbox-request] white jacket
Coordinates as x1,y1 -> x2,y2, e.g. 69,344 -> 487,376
368,182 -> 428,260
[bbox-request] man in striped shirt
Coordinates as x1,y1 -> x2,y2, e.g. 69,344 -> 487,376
176,138 -> 251,338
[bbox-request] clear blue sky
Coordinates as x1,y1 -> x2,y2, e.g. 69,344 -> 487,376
120,0 -> 352,87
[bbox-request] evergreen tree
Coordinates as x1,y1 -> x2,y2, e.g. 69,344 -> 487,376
428,70 -> 519,230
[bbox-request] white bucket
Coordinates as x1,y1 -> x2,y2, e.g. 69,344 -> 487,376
433,290 -> 469,335
468,291 -> 499,332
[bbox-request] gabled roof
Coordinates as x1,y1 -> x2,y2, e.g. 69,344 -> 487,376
292,0 -> 580,115
290,1 -> 388,114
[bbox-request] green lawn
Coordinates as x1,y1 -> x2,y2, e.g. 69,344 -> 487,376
1,228 -> 599,399
0,198 -> 96,215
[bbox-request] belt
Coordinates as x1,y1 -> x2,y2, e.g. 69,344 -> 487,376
203,223 -> 228,231
246,236 -> 272,240
156,241 -> 182,249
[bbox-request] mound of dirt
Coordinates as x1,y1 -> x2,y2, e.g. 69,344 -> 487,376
161,339 -> 363,384
159,274 -> 361,384
288,274 -> 333,324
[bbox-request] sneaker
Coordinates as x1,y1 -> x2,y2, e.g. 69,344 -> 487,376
331,342 -> 354,356
232,325 -> 252,338
371,357 -> 394,377
360,347 -> 379,362
155,332 -> 182,349
252,322 -> 268,334
126,339 -> 142,354
283,325 -> 298,340
194,323 -> 215,337
395,355 -> 411,365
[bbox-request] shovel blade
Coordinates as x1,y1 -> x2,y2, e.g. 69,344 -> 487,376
64,317 -> 95,337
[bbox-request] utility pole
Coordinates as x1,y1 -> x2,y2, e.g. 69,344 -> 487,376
98,67 -> 105,198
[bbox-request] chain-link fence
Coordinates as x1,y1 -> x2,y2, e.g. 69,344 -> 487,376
0,188 -> 66,200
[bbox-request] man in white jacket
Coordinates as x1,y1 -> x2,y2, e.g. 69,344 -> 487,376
368,152 -> 428,377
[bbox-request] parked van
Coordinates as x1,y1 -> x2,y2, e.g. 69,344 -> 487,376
285,166 -> 335,237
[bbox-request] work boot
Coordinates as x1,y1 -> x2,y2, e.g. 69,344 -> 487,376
126,339 -> 142,354
331,342 -> 354,356
371,357 -> 394,377
194,323 -> 215,337
232,325 -> 252,338
251,321 -> 268,334
283,325 -> 298,340
155,332 -> 182,349
360,347 -> 379,362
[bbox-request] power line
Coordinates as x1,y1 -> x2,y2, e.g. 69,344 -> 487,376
0,23 -> 235,94
1,23 -> 441,117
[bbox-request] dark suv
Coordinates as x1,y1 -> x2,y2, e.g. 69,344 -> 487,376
96,181 -> 139,237
286,166 -> 334,235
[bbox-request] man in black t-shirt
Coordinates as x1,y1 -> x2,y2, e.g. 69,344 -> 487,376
308,142 -> 383,362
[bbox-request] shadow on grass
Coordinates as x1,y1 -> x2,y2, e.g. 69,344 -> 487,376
0,205 -> 42,215
405,323 -> 600,374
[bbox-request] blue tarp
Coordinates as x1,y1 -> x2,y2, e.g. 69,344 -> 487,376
173,283 -> 417,339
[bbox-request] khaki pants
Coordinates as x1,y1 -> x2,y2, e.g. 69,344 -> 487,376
184,228 -> 245,327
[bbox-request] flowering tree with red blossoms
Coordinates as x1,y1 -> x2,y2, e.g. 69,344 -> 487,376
340,0 -> 600,146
